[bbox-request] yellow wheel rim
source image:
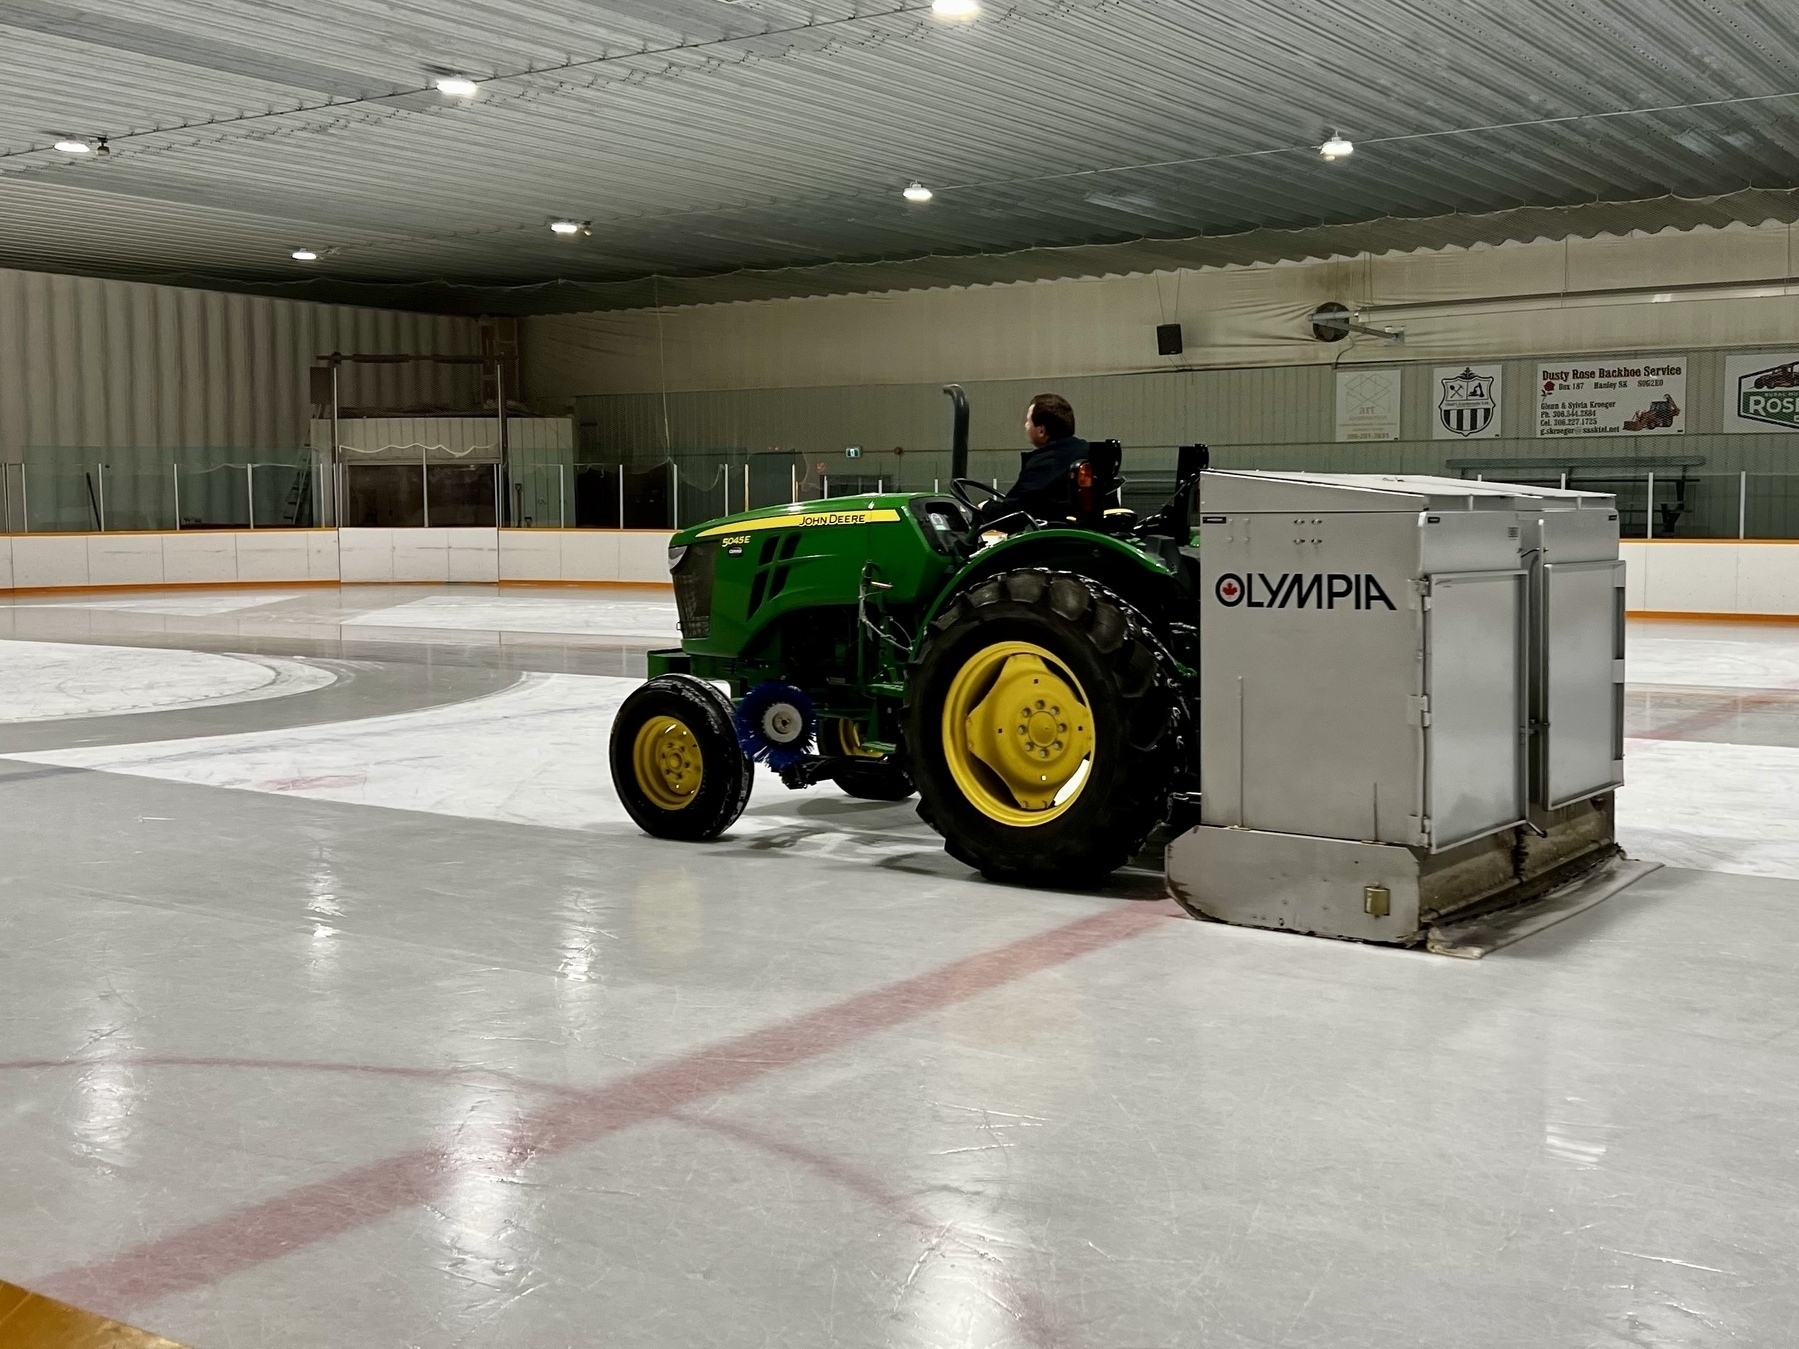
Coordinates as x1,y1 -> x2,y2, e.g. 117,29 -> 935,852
632,715 -> 703,810
831,718 -> 884,759
941,640 -> 1095,827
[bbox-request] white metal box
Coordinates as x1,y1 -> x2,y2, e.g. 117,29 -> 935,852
1196,472 -> 1532,852
1174,472 -> 1624,945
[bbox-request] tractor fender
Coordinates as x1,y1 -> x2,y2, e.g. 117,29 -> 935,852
918,530 -> 1191,649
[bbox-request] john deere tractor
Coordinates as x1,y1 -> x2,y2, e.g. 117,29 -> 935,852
610,386 -> 1208,883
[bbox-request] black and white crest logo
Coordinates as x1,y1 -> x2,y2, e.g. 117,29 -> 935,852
1438,368 -> 1496,437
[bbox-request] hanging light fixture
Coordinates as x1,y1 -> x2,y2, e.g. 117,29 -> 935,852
54,138 -> 92,154
435,76 -> 480,98
1320,132 -> 1354,159
903,181 -> 933,203
291,249 -> 319,261
932,0 -> 979,17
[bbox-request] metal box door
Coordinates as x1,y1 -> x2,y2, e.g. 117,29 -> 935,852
1424,570 -> 1527,850
1540,559 -> 1626,808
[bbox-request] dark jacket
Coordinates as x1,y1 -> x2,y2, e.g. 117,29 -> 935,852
1004,435 -> 1090,517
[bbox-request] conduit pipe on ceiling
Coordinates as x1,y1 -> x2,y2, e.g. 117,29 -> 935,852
1356,274 -> 1799,325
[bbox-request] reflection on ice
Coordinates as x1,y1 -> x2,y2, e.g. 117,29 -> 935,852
1618,737 -> 1799,880
9,673 -> 940,862
1628,635 -> 1799,691
0,639 -> 334,722
343,594 -> 679,641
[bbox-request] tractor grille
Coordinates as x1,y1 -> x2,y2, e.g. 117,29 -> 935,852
672,541 -> 718,638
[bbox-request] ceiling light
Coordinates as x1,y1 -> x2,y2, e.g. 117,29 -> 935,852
932,0 -> 979,17
54,139 -> 91,154
549,220 -> 582,235
435,76 -> 480,98
903,181 -> 933,203
291,249 -> 318,261
1320,132 -> 1354,159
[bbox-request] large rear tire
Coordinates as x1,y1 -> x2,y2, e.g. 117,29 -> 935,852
610,674 -> 754,840
906,570 -> 1176,883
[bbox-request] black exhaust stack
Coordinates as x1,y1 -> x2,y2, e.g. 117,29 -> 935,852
943,384 -> 969,482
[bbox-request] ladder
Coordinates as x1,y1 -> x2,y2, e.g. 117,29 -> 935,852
281,464 -> 312,526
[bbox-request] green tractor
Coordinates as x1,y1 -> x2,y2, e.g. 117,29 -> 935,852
609,387 -> 1208,883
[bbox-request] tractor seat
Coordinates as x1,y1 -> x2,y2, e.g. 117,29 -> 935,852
1059,439 -> 1126,529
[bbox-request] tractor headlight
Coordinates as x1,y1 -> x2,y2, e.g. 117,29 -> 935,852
667,545 -> 688,572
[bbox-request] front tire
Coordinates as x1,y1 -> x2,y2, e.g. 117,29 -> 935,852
906,570 -> 1176,884
610,674 -> 754,840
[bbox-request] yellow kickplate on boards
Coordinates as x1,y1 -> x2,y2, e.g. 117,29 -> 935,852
0,1279 -> 190,1349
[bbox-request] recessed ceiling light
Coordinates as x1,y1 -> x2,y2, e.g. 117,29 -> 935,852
54,139 -> 91,154
932,0 -> 979,17
903,181 -> 933,202
549,220 -> 582,235
291,249 -> 318,261
435,76 -> 480,98
1320,133 -> 1354,159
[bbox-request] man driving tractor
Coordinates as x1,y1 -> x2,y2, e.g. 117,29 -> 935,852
1003,393 -> 1089,518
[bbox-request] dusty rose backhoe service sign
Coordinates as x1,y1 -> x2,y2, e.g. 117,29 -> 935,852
1537,358 -> 1686,437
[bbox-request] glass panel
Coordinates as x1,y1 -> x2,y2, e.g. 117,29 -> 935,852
572,464 -> 622,527
504,464 -> 565,528
1746,473 -> 1799,540
425,464 -> 496,527
344,464 -> 424,528
20,461 -> 102,531
175,463 -> 253,529
252,461 -> 322,528
622,466 -> 671,528
675,464 -> 729,525
88,466 -> 176,530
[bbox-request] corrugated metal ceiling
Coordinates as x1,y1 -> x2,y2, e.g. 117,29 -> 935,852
3,0 -> 1798,313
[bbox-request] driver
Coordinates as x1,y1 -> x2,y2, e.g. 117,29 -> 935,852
1003,394 -> 1089,519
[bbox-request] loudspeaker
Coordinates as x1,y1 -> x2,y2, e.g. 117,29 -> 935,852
1155,322 -> 1184,356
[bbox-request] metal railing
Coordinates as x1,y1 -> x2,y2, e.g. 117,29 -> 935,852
1,457 -> 324,532
1447,466 -> 1799,540
8,451 -> 1798,540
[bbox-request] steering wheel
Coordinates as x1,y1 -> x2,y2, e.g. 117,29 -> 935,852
950,477 -> 1005,513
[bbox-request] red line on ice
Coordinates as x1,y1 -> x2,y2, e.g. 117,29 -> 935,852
36,903 -> 1171,1317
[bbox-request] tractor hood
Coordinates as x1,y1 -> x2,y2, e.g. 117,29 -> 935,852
671,492 -> 922,549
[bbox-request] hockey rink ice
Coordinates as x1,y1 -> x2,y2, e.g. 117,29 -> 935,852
3,585 -> 1798,1348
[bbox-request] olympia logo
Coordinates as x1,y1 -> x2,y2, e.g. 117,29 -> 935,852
1215,572 -> 1397,611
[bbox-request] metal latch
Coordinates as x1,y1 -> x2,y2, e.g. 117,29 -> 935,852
1412,694 -> 1432,727
1363,885 -> 1391,918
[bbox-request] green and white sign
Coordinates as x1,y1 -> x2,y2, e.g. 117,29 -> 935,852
1725,352 -> 1799,432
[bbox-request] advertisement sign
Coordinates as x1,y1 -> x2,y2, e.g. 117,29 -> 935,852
1537,359 -> 1685,437
1724,352 -> 1799,432
1432,364 -> 1503,440
1334,368 -> 1402,442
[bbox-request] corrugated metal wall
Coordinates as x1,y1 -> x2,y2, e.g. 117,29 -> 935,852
537,226 -> 1799,535
0,267 -> 482,460
528,225 -> 1799,398
574,350 -> 1799,535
